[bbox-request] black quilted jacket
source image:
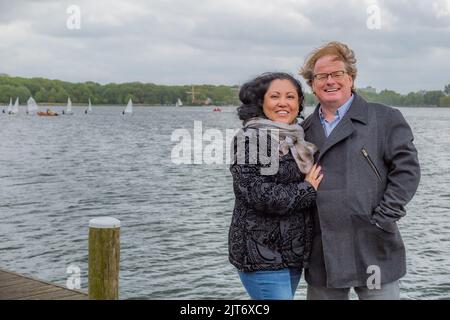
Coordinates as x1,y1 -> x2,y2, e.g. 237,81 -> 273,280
228,130 -> 316,272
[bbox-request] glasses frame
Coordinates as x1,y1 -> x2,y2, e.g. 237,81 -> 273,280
313,70 -> 347,82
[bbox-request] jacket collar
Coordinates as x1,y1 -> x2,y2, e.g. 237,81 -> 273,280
302,93 -> 369,161
345,93 -> 368,125
303,93 -> 368,130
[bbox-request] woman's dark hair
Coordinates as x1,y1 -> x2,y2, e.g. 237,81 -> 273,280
237,72 -> 304,123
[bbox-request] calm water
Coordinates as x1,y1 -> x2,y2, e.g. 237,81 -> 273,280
0,105 -> 449,300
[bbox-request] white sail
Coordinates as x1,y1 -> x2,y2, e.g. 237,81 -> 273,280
175,98 -> 183,107
65,97 -> 73,114
84,98 -> 93,114
11,97 -> 19,114
6,97 -> 12,113
27,96 -> 39,114
123,98 -> 133,114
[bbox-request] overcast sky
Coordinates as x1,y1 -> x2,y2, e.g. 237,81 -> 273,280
1,0 -> 449,94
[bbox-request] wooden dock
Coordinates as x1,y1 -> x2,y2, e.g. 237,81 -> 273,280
0,267 -> 88,300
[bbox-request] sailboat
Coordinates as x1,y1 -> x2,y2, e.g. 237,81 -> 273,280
7,98 -> 19,114
63,97 -> 74,115
27,97 -> 39,115
175,98 -> 183,107
6,97 -> 13,114
122,98 -> 133,115
85,98 -> 93,114
8,97 -> 19,115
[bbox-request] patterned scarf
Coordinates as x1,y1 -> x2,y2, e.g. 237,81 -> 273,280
243,118 -> 317,174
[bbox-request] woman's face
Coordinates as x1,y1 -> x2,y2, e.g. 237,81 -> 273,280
262,79 -> 300,124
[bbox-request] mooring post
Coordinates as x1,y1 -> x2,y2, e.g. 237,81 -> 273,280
88,217 -> 120,300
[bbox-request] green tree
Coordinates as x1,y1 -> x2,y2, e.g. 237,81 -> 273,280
403,92 -> 424,106
356,88 -> 379,104
377,89 -> 404,106
303,92 -> 317,106
47,88 -> 58,103
445,84 -> 450,95
0,84 -> 17,103
423,90 -> 444,106
35,88 -> 48,102
439,96 -> 450,107
8,74 -> 450,108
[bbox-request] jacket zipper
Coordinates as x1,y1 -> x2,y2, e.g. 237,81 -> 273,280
361,148 -> 382,182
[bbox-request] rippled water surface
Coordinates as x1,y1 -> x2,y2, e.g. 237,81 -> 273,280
0,105 -> 449,299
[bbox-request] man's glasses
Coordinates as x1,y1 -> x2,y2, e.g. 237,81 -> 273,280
313,70 -> 347,82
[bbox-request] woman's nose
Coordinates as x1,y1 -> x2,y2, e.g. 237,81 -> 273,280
278,97 -> 289,106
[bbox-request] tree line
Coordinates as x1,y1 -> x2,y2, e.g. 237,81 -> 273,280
303,85 -> 450,107
0,75 -> 240,106
1,75 -> 449,107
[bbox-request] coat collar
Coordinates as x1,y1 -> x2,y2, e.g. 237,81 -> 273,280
302,93 -> 369,161
345,93 -> 369,125
303,93 -> 368,129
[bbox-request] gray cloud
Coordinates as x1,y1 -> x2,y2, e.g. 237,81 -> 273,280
0,0 -> 449,93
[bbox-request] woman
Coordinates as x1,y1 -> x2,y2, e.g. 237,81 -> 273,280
229,72 -> 323,300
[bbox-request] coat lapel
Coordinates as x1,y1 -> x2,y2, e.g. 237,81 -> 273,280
302,105 -> 326,161
318,117 -> 354,162
304,94 -> 369,162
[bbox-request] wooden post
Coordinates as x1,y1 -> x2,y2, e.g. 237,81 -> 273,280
88,217 -> 120,300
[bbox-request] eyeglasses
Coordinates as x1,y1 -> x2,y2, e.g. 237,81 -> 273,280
313,70 -> 347,82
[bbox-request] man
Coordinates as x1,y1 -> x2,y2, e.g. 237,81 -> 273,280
299,41 -> 420,300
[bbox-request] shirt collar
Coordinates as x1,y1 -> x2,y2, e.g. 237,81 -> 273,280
319,94 -> 354,122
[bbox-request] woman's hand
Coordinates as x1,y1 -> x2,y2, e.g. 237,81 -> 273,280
305,164 -> 323,190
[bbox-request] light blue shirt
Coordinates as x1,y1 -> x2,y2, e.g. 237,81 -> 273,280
319,95 -> 354,137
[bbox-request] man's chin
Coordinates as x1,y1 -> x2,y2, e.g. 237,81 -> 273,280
320,98 -> 341,108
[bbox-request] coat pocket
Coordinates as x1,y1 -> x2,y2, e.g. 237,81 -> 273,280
351,214 -> 403,263
361,148 -> 382,182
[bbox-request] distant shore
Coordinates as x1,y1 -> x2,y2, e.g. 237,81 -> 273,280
1,103 -> 443,109
1,75 -> 449,108
2,103 -> 239,108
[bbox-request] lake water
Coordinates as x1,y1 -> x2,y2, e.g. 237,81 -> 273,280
0,105 -> 449,300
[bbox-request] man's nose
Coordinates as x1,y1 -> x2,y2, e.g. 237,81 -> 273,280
325,74 -> 337,84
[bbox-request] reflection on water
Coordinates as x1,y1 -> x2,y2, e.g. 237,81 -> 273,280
0,106 -> 449,299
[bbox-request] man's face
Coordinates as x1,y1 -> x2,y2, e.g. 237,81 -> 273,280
312,55 -> 354,109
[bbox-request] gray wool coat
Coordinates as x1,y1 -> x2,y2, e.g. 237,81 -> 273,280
302,93 -> 420,288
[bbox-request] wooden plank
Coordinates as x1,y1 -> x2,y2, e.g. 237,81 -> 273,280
0,281 -> 57,299
6,286 -> 63,300
0,270 -> 21,282
2,281 -> 87,300
59,294 -> 89,300
0,276 -> 36,288
53,293 -> 89,300
0,267 -> 87,293
1,279 -> 51,292
0,267 -> 87,300
23,289 -> 86,300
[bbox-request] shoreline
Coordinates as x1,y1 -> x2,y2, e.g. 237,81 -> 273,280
1,103 -> 239,108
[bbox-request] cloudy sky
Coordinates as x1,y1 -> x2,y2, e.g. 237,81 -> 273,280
1,0 -> 449,94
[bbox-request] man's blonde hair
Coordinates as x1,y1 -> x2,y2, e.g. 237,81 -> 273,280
300,41 -> 357,91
